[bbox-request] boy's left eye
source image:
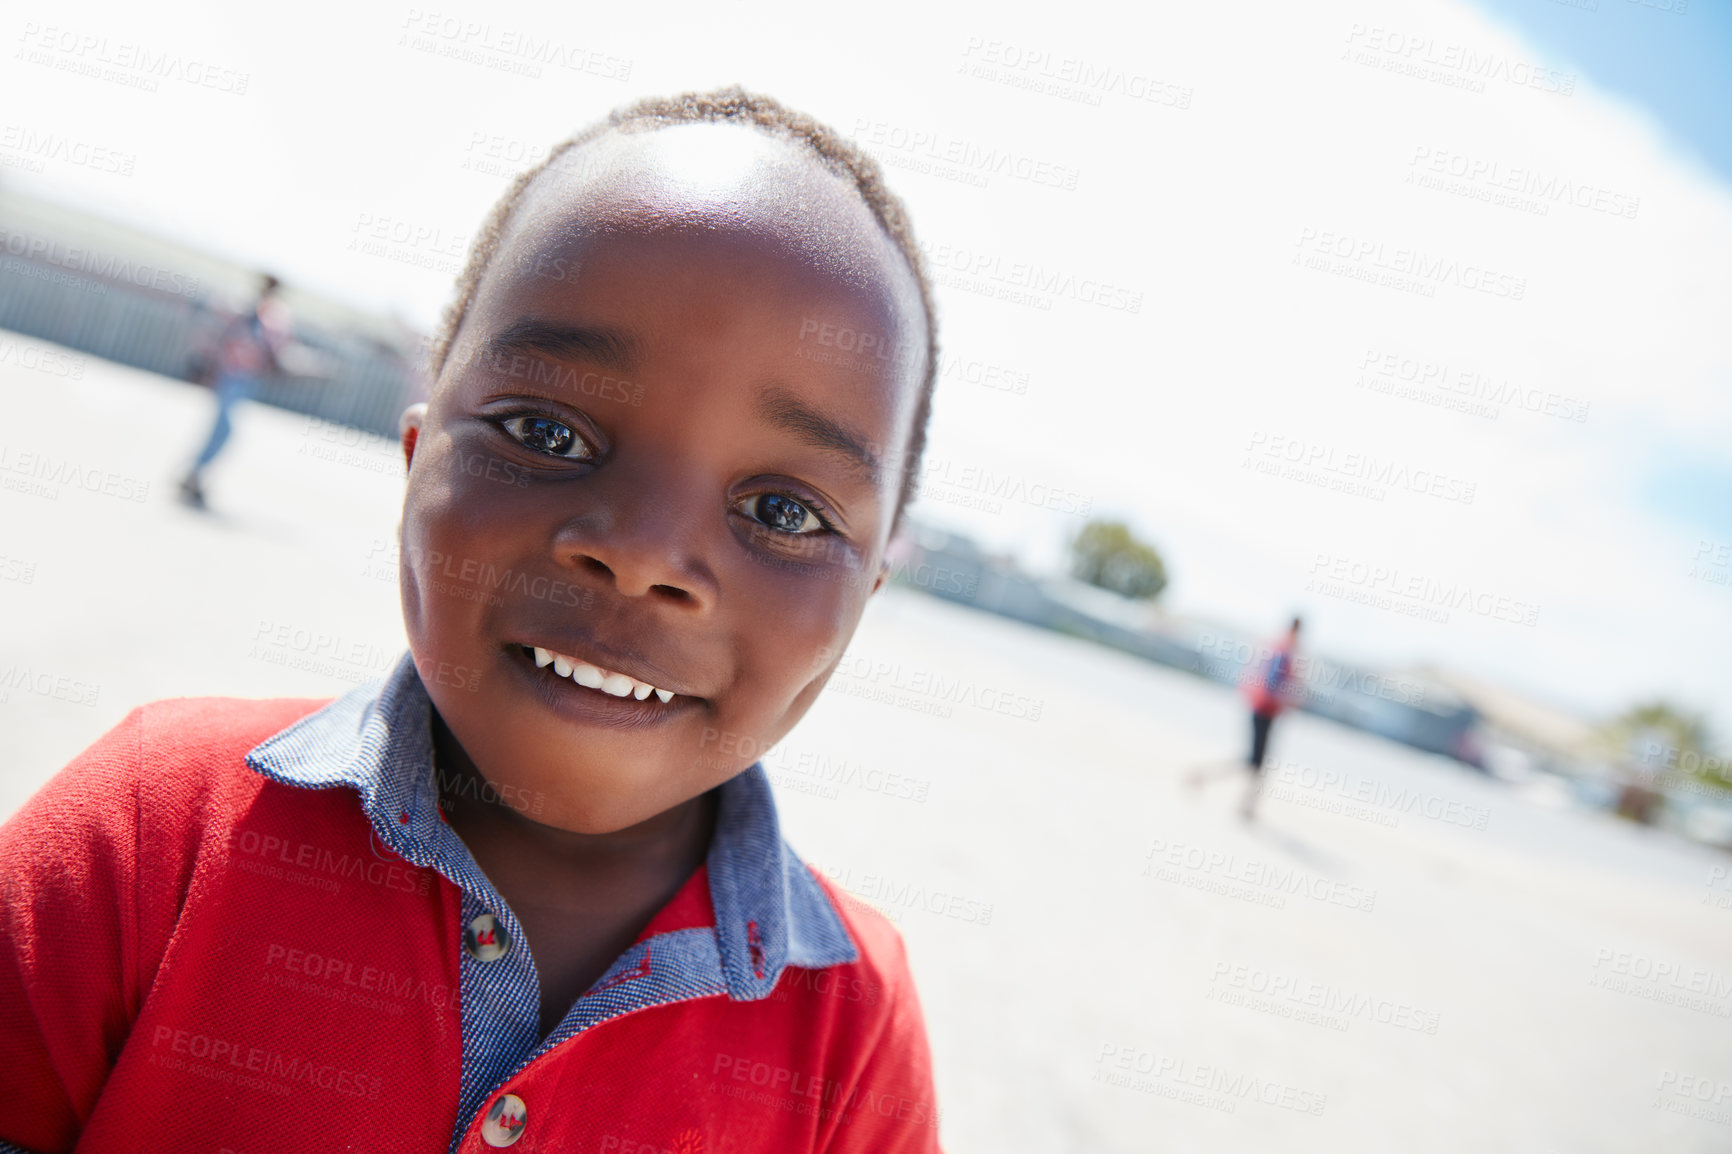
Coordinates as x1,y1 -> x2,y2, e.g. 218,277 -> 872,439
735,493 -> 825,535
500,415 -> 594,460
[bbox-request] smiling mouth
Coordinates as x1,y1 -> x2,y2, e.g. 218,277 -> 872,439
517,644 -> 684,704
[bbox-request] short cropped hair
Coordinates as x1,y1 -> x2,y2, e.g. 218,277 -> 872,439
428,87 -> 938,530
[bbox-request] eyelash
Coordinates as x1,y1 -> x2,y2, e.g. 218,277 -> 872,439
490,409 -> 840,540
494,409 -> 597,461
733,491 -> 839,539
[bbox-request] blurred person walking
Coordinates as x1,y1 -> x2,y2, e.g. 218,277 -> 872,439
1240,616 -> 1303,819
178,274 -> 291,508
1189,616 -> 1304,820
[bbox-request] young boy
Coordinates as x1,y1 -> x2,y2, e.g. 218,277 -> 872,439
0,90 -> 943,1152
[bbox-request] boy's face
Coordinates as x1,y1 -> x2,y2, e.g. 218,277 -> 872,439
400,124 -> 927,834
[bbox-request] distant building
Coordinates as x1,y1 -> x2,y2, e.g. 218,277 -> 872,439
0,185 -> 422,437
1418,668 -> 1602,781
891,521 -> 1481,764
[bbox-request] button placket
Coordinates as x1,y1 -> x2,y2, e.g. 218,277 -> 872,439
454,891 -> 542,1135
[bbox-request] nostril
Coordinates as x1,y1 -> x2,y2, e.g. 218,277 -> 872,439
566,550 -> 702,605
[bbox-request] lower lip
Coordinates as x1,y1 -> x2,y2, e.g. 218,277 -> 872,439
503,645 -> 700,730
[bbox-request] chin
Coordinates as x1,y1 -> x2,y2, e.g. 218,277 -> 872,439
515,762 -> 712,834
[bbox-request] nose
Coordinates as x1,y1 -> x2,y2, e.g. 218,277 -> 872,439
550,469 -> 719,610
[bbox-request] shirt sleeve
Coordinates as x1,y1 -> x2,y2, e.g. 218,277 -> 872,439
0,710 -> 147,1153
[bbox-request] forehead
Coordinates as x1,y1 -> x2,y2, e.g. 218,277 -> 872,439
475,122 -> 926,366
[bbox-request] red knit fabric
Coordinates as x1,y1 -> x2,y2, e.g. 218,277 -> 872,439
0,700 -> 941,1153
1242,637 -> 1297,717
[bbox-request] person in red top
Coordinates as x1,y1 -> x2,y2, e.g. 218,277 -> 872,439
1238,616 -> 1304,820
1187,616 -> 1303,821
0,88 -> 944,1152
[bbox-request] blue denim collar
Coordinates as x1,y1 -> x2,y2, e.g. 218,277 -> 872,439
244,652 -> 857,1000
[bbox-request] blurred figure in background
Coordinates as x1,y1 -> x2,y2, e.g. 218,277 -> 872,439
1239,616 -> 1303,819
178,273 -> 291,508
1188,615 -> 1303,820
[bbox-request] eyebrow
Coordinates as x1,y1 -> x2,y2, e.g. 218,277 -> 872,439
756,386 -> 882,481
480,318 -> 637,372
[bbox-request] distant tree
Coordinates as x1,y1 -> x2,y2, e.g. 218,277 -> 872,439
1599,700 -> 1729,811
1070,519 -> 1167,601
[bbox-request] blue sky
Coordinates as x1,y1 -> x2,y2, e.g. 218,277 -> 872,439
1467,0 -> 1732,186
1468,1 -> 1732,544
1644,448 -> 1732,538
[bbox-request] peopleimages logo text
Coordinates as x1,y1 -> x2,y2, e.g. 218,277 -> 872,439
1295,228 -> 1525,300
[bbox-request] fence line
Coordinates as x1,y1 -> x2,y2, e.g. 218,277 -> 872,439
0,247 -> 416,439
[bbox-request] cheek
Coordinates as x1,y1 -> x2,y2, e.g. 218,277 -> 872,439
728,559 -> 871,722
400,442 -> 525,651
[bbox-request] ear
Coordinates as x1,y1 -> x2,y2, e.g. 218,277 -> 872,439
399,403 -> 427,468
869,558 -> 889,596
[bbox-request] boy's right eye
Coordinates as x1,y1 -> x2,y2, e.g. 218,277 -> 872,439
499,415 -> 596,461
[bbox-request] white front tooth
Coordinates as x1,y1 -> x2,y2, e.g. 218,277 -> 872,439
631,681 -> 653,700
654,688 -> 674,703
600,672 -> 634,697
533,647 -> 554,668
552,655 -> 573,677
573,663 -> 605,689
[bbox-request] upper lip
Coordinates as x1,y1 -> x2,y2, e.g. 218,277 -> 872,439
513,631 -> 698,699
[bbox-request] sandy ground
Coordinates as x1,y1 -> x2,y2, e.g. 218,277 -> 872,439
3,334 -> 1729,1151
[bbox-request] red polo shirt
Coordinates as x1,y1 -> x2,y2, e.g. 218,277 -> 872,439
0,657 -> 942,1152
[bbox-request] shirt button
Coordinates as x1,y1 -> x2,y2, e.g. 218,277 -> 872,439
480,1092 -> 527,1147
464,912 -> 510,962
